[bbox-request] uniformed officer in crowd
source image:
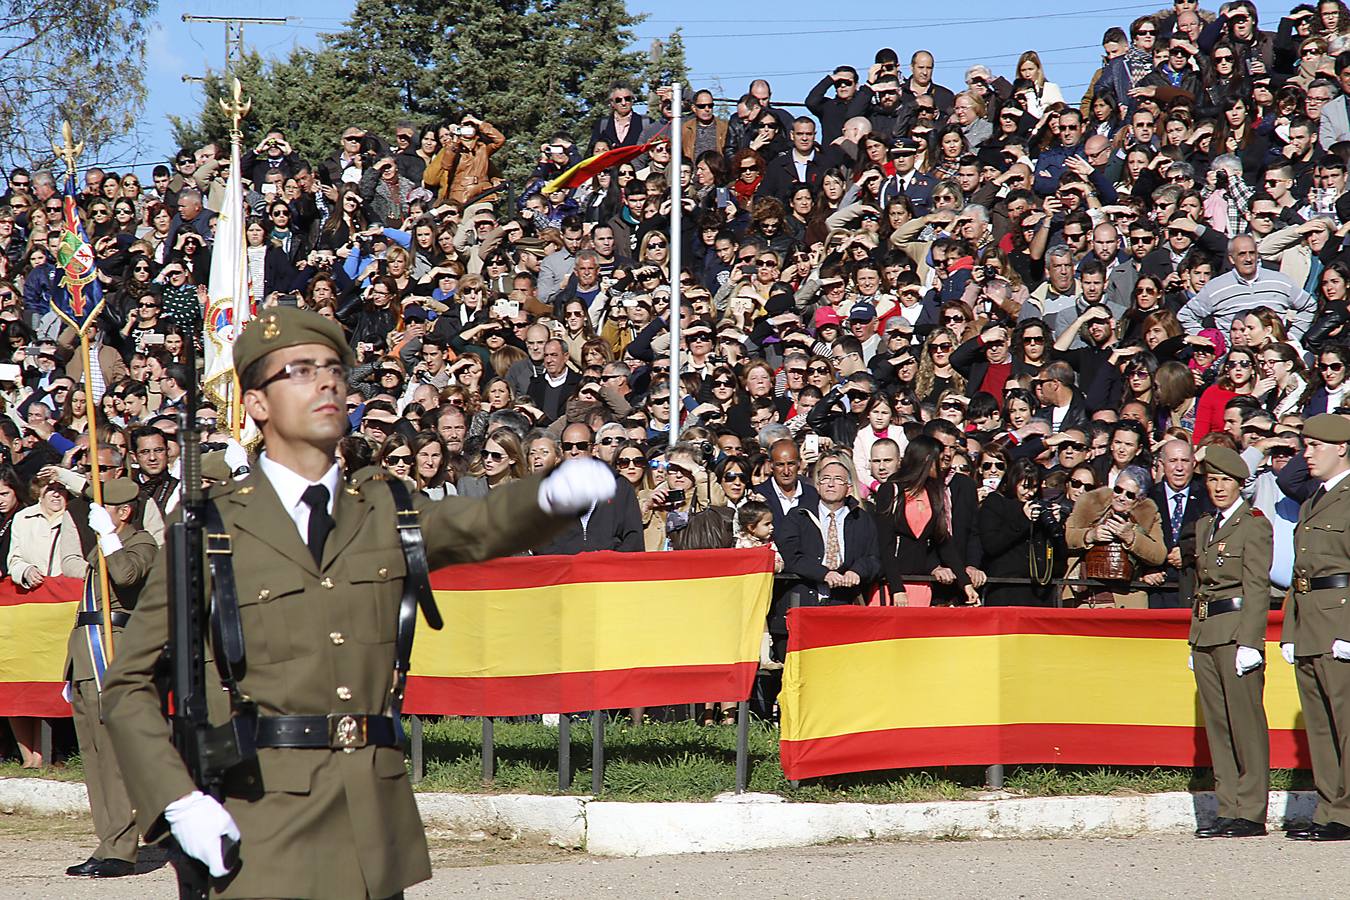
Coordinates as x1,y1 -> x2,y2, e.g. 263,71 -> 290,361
1283,413 -> 1350,841
102,307 -> 616,898
1188,447 -> 1271,839
64,478 -> 158,877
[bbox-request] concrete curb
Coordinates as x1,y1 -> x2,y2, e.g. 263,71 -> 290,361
0,778 -> 1318,857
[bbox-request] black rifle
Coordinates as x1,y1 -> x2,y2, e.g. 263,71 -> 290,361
163,334 -> 247,898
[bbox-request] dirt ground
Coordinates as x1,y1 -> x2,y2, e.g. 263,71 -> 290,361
0,816 -> 1342,899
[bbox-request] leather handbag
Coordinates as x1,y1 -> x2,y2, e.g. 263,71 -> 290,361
1083,541 -> 1134,582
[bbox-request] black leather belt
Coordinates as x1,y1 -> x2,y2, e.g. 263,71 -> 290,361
254,714 -> 398,751
75,610 -> 130,629
1195,598 -> 1242,621
1293,574 -> 1350,592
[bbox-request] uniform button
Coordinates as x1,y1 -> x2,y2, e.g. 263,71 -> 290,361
378,567 -> 389,578
321,577 -> 335,589
330,631 -> 345,645
336,686 -> 352,701
258,589 -> 270,601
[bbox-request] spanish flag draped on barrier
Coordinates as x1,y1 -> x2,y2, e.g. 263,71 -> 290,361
404,549 -> 774,716
0,550 -> 774,720
779,607 -> 1308,781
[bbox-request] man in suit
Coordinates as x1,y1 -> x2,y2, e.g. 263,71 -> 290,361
777,456 -> 881,607
102,307 -> 616,897
753,438 -> 819,529
1147,440 -> 1214,609
1283,413 -> 1350,840
64,478 -> 159,878
533,423 -> 644,554
1189,446 -> 1272,838
527,339 -> 581,421
762,117 -> 821,203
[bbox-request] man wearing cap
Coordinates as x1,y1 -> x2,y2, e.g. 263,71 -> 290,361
1283,412 -> 1350,840
65,479 -> 158,878
878,139 -> 935,214
846,303 -> 881,362
102,307 -> 616,897
1188,446 -> 1271,839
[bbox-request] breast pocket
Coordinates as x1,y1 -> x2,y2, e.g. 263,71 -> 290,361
233,570 -> 307,664
338,548 -> 406,643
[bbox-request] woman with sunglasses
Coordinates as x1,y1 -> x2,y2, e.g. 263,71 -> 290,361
729,149 -> 768,207
460,428 -> 526,499
937,301 -> 976,344
1117,275 -> 1170,345
612,440 -> 653,492
979,458 -> 1059,606
1056,463 -> 1097,604
1253,342 -> 1309,418
975,444 -> 1008,502
1065,463 -> 1166,608
715,455 -> 754,513
1194,346 -> 1259,442
318,184 -> 368,251
1303,343 -> 1350,415
374,433 -> 416,486
640,445 -> 721,552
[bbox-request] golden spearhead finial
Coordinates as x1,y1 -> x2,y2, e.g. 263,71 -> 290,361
51,120 -> 83,175
218,77 -> 252,135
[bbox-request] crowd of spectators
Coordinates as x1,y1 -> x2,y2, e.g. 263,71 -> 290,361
4,1 -> 1350,726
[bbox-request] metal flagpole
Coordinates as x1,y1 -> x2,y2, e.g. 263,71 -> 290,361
667,83 -> 682,452
52,121 -> 113,659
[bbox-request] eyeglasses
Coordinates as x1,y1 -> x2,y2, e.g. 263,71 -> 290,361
1070,477 -> 1095,490
649,395 -> 670,405
611,95 -> 634,104
1022,335 -> 1045,345
257,360 -> 349,387
1137,27 -> 1157,35
693,102 -> 715,109
1130,235 -> 1156,244
756,259 -> 778,268
940,401 -> 966,411
482,449 -> 509,462
561,441 -> 592,452
807,365 -> 831,375
740,165 -> 760,173
1213,53 -> 1234,62
1113,484 -> 1140,500
666,463 -> 694,479
929,342 -> 952,352
648,240 -> 667,248
1303,46 -> 1324,57
1320,361 -> 1346,372
385,453 -> 413,464
1062,231 -> 1086,240
1228,359 -> 1254,369
943,314 -> 966,324
617,456 -> 644,468
981,460 -> 1006,472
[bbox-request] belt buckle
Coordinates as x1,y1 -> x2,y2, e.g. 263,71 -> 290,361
329,714 -> 366,751
1197,600 -> 1208,621
1296,574 -> 1311,593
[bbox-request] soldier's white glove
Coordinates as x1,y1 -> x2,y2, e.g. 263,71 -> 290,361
1235,645 -> 1263,676
1333,639 -> 1350,661
87,503 -> 114,536
164,791 -> 240,878
1282,642 -> 1296,665
1187,653 -> 1194,671
223,439 -> 250,478
538,458 -> 616,515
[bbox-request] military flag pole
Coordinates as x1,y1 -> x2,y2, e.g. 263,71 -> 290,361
51,121 -> 114,660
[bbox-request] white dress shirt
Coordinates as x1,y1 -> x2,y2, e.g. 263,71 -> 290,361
258,452 -> 341,543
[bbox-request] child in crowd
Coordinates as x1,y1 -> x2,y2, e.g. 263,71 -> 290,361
736,499 -> 782,573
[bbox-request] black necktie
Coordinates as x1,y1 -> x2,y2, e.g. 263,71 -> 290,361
301,484 -> 333,565
1311,485 -> 1328,511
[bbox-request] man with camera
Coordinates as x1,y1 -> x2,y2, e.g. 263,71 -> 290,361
241,131 -> 301,188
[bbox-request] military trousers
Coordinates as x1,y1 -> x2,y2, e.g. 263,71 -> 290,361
71,678 -> 138,862
1193,642 -> 1269,822
1294,654 -> 1350,826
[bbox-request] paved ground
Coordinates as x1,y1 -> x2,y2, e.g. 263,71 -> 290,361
0,818 -> 1343,899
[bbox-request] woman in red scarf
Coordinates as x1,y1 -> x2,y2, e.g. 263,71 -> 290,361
729,149 -> 766,206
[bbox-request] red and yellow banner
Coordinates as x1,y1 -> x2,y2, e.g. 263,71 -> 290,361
0,577 -> 82,716
780,607 -> 1307,781
405,549 -> 774,716
541,143 -> 653,194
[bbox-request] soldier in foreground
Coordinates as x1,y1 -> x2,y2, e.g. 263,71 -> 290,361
102,307 -> 615,898
1187,447 -> 1271,839
65,478 -> 158,877
1283,413 -> 1350,841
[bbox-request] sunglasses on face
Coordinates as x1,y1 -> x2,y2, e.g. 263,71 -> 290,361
981,460 -> 1006,472
385,453 -> 413,464
482,449 -> 507,462
1060,441 -> 1089,453
1113,484 -> 1139,500
1320,361 -> 1346,372
1070,477 -> 1095,490
943,314 -> 966,324
561,441 -> 591,452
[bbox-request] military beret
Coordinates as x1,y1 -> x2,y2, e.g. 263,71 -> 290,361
1305,413 -> 1350,444
87,477 -> 140,506
200,451 -> 232,485
1202,445 -> 1249,482
234,307 -> 355,382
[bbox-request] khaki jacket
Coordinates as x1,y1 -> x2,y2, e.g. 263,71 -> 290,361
1189,501 -> 1272,649
1283,473 -> 1350,654
103,470 -> 562,899
423,121 -> 506,205
1064,486 -> 1167,608
64,525 -> 158,683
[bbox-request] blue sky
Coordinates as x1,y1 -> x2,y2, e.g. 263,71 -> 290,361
114,1 -> 1217,171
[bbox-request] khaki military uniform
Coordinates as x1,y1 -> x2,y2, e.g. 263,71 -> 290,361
64,524 -> 158,864
103,470 -> 562,899
1189,500 -> 1272,823
1284,473 -> 1350,827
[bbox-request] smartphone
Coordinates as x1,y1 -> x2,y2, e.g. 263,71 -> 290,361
715,187 -> 730,209
802,433 -> 820,458
982,476 -> 1001,492
261,183 -> 277,197
0,364 -> 20,382
665,488 -> 686,507
142,333 -> 166,345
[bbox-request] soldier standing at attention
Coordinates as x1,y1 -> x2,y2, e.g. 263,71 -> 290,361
1188,447 -> 1271,839
102,307 -> 615,898
65,478 -> 158,878
1283,413 -> 1350,841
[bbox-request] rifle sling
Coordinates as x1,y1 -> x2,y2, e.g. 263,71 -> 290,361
382,476 -> 441,746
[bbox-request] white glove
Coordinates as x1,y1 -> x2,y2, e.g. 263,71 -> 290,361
1282,642 -> 1296,665
87,503 -> 114,537
164,791 -> 240,878
1235,645 -> 1263,676
1187,653 -> 1194,671
223,439 -> 250,478
537,458 -> 616,515
1333,639 -> 1350,661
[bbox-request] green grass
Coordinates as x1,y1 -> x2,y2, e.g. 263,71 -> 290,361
410,717 -> 1317,803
